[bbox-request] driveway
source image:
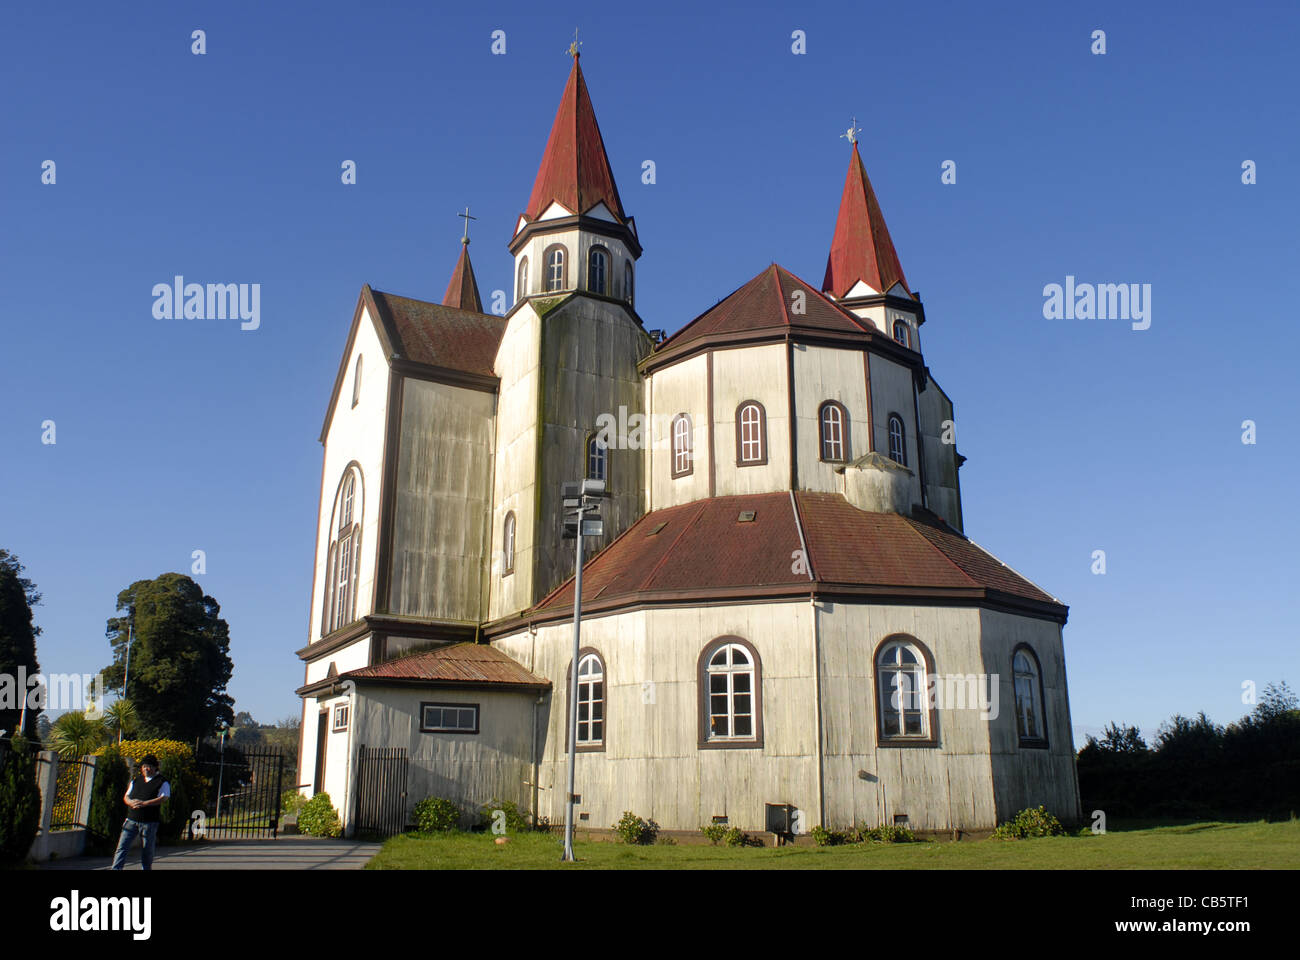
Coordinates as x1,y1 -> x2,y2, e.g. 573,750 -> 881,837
39,835 -> 382,870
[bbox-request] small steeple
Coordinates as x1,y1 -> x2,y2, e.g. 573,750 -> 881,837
822,137 -> 910,299
442,208 -> 483,312
523,48 -> 626,222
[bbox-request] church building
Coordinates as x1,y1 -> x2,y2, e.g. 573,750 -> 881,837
295,50 -> 1081,837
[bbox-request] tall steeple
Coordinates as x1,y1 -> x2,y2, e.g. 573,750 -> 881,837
442,207 -> 483,313
509,45 -> 640,308
522,51 -> 627,223
822,140 -> 910,300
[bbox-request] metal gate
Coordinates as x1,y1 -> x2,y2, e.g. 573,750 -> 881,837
195,745 -> 285,839
353,745 -> 408,838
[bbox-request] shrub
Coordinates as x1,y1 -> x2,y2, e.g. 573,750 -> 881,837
281,789 -> 306,818
612,811 -> 658,845
93,739 -> 203,842
413,796 -> 460,833
0,735 -> 42,864
862,824 -> 918,843
723,827 -> 758,847
298,792 -> 342,837
991,805 -> 1066,840
810,825 -> 843,846
85,744 -> 130,855
479,798 -> 530,834
700,823 -> 729,845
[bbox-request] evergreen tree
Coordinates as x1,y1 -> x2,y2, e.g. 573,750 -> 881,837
102,573 -> 235,743
0,550 -> 42,738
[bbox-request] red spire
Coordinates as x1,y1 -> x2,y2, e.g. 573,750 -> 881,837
822,143 -> 909,298
524,56 -> 626,221
442,243 -> 483,313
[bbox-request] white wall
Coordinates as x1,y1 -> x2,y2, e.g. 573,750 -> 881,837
308,307 -> 391,643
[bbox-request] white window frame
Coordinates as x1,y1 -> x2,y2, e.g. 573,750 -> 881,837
587,434 -> 607,482
588,247 -> 608,295
893,319 -> 910,347
739,402 -> 764,464
820,402 -> 846,461
706,643 -> 755,741
1014,649 -> 1046,743
888,415 -> 906,466
517,257 -> 529,301
546,247 -> 565,292
332,702 -> 349,732
672,413 -> 692,476
351,355 -> 362,408
576,653 -> 604,745
877,639 -> 929,739
420,702 -> 479,734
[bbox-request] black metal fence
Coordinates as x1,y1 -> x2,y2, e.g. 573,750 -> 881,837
354,745 -> 408,839
194,744 -> 285,839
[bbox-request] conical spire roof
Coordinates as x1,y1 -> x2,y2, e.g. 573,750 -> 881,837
822,143 -> 909,298
442,242 -> 483,313
523,55 -> 626,221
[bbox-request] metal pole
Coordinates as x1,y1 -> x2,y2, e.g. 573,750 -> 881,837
562,506 -> 586,862
121,621 -> 133,700
215,727 -> 226,829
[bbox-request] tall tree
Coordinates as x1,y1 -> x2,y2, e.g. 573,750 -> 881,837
0,550 -> 42,738
102,573 -> 235,743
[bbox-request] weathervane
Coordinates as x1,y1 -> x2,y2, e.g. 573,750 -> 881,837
458,206 -> 476,245
567,28 -> 582,59
841,117 -> 860,145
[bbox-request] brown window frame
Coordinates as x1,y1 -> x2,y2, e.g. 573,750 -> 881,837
543,243 -> 568,292
887,413 -> 907,467
818,400 -> 850,463
564,647 -> 607,753
1012,644 -> 1050,749
697,636 -> 764,749
587,245 -> 610,296
671,413 -> 693,478
735,400 -> 768,467
873,634 -> 939,748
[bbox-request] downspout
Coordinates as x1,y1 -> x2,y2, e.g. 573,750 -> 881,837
337,679 -> 356,837
529,622 -> 541,821
790,491 -> 824,829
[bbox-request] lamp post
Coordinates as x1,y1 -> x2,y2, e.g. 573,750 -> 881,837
559,478 -> 606,862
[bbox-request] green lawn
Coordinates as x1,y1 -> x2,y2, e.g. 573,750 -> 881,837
366,818 -> 1300,869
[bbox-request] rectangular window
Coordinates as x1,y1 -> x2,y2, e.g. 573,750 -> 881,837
420,702 -> 479,734
332,703 -> 349,732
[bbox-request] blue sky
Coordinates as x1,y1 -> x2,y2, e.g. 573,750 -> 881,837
2,0 -> 1296,744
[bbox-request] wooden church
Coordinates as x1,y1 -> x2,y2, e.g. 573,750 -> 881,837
294,50 -> 1081,837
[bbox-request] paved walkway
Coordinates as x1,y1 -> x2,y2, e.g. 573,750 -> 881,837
39,835 -> 382,870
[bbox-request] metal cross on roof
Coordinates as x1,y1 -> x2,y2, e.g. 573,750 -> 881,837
458,206 -> 476,244
567,28 -> 582,58
842,117 -> 861,145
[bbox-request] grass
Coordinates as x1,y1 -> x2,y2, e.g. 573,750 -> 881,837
366,818 -> 1300,869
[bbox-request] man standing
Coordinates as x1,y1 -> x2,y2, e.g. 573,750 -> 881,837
111,754 -> 170,870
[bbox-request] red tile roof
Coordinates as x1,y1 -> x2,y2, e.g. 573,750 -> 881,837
655,264 -> 870,354
441,243 -> 483,314
346,642 -> 549,688
533,492 -> 1063,619
523,56 -> 626,221
368,286 -> 504,378
822,143 -> 910,298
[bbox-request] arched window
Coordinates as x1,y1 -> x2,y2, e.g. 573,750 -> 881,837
351,355 -> 363,408
544,245 -> 567,292
323,466 -> 363,635
587,246 -> 608,295
671,413 -> 693,478
624,260 -> 634,305
875,636 -> 934,742
888,414 -> 906,466
736,401 -> 767,466
517,257 -> 529,301
576,652 -> 605,747
1013,646 -> 1048,746
819,400 -> 849,462
586,433 -> 607,483
699,638 -> 762,747
502,511 -> 516,576
893,320 -> 910,347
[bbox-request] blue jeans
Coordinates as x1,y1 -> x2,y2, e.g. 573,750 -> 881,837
111,819 -> 159,870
